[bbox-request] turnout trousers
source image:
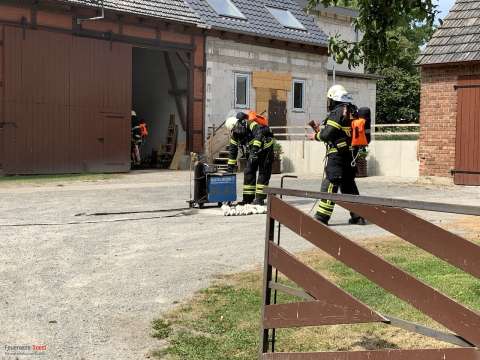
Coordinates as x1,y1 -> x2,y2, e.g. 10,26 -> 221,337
316,152 -> 361,223
243,147 -> 274,203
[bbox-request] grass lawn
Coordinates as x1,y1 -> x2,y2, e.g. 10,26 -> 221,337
152,223 -> 480,359
0,173 -> 120,185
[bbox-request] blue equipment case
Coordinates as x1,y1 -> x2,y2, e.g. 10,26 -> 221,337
207,173 -> 237,203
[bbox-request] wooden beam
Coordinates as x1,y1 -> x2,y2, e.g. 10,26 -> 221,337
164,52 -> 187,131
176,51 -> 190,71
168,89 -> 187,96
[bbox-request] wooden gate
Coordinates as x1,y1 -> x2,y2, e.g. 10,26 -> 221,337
260,188 -> 480,359
2,26 -> 132,174
454,77 -> 480,185
0,25 -> 4,175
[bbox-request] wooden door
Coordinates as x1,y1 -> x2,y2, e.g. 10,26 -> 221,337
2,26 -> 131,174
0,25 -> 4,174
102,113 -> 130,172
268,98 -> 287,135
455,77 -> 480,185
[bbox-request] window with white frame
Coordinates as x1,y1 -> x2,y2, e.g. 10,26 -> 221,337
234,73 -> 250,109
206,0 -> 246,19
266,7 -> 306,30
292,79 -> 305,111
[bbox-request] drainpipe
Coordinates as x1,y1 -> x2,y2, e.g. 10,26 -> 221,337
77,0 -> 105,24
332,55 -> 336,85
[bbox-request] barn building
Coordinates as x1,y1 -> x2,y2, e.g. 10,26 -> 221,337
418,0 -> 480,185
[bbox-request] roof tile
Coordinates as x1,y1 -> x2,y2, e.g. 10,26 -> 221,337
185,0 -> 328,47
58,0 -> 327,48
62,0 -> 202,24
418,0 -> 480,65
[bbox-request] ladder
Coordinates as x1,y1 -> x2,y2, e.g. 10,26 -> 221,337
158,114 -> 177,169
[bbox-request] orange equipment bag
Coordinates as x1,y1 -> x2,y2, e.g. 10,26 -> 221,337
351,118 -> 368,147
248,111 -> 269,127
139,123 -> 148,137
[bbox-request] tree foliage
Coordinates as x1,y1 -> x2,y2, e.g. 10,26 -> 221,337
375,23 -> 435,123
308,0 -> 437,123
308,0 -> 438,73
376,67 -> 420,123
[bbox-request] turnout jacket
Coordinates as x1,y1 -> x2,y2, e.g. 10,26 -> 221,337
228,121 -> 274,166
315,104 -> 356,156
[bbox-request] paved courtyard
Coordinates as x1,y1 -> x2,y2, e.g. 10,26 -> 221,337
1,171 -> 479,359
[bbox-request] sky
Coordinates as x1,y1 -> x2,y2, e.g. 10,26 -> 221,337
437,0 -> 455,19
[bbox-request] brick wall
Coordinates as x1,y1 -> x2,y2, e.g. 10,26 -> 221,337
419,64 -> 480,178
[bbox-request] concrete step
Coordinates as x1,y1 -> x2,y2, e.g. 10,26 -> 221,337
219,150 -> 230,157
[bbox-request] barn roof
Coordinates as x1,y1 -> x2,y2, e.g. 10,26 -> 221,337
62,0 -> 203,25
417,0 -> 480,65
58,0 -> 328,48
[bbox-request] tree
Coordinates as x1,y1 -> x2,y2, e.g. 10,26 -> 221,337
374,23 -> 435,123
308,0 -> 437,123
376,67 -> 420,123
309,0 -> 438,73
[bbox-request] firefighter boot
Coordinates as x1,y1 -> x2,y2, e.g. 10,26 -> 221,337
314,213 -> 329,225
349,216 -> 367,225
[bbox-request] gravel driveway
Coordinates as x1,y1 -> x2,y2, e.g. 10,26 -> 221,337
1,171 -> 479,359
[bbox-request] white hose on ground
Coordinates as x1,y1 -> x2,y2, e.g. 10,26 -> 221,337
221,204 -> 267,216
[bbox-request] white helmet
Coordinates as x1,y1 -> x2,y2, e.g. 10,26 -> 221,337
131,110 -> 137,117
327,85 -> 353,103
225,116 -> 238,131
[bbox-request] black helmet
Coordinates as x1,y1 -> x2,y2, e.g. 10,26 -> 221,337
358,107 -> 371,121
236,112 -> 248,120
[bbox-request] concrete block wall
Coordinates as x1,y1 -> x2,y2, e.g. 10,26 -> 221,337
279,140 -> 419,179
419,64 -> 480,180
328,75 -> 377,124
204,37 -> 328,136
368,141 -> 419,178
279,140 -> 326,174
311,13 -> 364,74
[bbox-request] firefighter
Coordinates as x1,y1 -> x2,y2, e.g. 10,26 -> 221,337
309,85 -> 366,225
131,111 -> 144,166
225,111 -> 275,205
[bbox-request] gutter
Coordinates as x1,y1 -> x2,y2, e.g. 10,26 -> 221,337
77,0 -> 104,24
328,69 -> 383,80
54,0 -> 205,27
210,26 -> 329,50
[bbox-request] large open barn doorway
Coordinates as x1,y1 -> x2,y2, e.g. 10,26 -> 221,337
132,47 -> 189,169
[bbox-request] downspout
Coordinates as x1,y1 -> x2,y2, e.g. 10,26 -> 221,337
332,55 -> 336,85
77,0 -> 105,24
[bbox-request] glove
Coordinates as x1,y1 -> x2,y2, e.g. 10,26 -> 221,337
227,165 -> 236,173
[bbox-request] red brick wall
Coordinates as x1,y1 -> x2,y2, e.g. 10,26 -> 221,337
419,64 -> 480,178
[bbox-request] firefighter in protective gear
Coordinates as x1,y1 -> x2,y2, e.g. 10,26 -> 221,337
309,85 -> 366,225
227,111 -> 275,205
131,111 -> 149,166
